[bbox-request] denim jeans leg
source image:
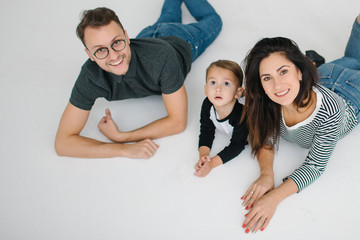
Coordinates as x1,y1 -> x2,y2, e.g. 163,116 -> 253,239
183,0 -> 219,22
136,0 -> 222,61
329,57 -> 360,70
318,64 -> 360,122
317,17 -> 360,123
182,0 -> 222,60
136,0 -> 183,38
156,0 -> 183,23
344,18 -> 360,61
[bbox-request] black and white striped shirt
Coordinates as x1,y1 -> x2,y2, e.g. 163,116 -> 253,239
281,85 -> 357,192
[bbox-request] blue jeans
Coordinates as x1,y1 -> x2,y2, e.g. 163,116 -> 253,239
136,0 -> 222,61
318,18 -> 360,123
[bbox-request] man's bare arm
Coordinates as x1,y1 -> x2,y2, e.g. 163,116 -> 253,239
98,85 -> 188,142
55,102 -> 158,158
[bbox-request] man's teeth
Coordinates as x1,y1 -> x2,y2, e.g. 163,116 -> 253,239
276,89 -> 289,96
111,58 -> 123,66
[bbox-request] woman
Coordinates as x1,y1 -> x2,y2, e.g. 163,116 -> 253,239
241,15 -> 360,234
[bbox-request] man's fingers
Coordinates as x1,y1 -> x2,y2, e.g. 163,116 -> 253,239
141,139 -> 159,157
105,108 -> 112,118
99,116 -> 107,124
144,139 -> 159,151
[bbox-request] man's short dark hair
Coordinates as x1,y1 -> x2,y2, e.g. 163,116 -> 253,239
76,7 -> 124,46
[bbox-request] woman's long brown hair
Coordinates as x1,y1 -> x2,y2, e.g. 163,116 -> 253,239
242,37 -> 318,156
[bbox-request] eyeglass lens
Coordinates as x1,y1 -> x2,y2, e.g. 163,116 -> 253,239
94,39 -> 126,59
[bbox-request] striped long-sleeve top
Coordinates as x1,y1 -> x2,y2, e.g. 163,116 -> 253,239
281,85 -> 357,192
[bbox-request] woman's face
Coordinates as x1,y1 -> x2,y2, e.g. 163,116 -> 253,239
259,52 -> 302,107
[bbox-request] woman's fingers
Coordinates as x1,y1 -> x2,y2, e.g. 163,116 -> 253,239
242,192 -> 278,234
242,184 -> 261,209
243,210 -> 271,234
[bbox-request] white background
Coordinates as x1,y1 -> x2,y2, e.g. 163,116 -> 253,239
1,0 -> 359,239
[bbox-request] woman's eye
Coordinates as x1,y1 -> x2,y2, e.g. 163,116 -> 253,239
263,77 -> 270,81
280,69 -> 288,75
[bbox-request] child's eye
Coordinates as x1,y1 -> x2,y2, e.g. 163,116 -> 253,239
224,82 -> 230,86
209,81 -> 216,86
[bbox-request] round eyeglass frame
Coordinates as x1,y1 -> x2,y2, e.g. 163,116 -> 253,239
92,39 -> 127,60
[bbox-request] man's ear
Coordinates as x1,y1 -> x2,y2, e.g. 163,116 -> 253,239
235,87 -> 244,98
124,30 -> 130,44
85,48 -> 95,62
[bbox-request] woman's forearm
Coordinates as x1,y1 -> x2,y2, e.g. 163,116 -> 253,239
257,146 -> 275,177
270,178 -> 299,203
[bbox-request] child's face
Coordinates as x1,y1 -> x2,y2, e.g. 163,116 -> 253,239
205,66 -> 243,108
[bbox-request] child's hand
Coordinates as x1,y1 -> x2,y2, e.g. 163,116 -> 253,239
195,155 -> 210,170
194,155 -> 212,177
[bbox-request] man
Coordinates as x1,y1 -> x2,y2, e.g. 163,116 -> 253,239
55,0 -> 222,159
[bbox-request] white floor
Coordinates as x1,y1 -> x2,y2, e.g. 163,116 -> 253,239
1,0 -> 360,239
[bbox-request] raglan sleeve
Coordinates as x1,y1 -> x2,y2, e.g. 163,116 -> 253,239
198,98 -> 216,149
217,109 -> 248,163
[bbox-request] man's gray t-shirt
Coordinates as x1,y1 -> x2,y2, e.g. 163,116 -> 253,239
70,36 -> 192,110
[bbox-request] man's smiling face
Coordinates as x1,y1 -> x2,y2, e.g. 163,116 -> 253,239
84,20 -> 131,76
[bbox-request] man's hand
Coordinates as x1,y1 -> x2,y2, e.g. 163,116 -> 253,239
122,139 -> 159,159
98,108 -> 124,142
55,102 -> 158,159
107,85 -> 188,143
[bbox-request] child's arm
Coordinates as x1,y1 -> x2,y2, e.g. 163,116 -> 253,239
195,146 -> 211,171
195,118 -> 248,177
195,99 -> 217,177
198,98 -> 216,149
194,146 -> 223,177
198,146 -> 223,171
217,105 -> 249,164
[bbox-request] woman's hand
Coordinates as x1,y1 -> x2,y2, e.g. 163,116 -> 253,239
241,173 -> 274,209
242,179 -> 299,233
242,191 -> 279,233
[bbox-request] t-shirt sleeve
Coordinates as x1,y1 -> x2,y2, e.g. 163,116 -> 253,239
69,68 -> 108,111
198,98 -> 216,149
158,47 -> 186,95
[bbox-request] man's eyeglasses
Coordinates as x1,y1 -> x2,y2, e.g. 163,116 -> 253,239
92,39 -> 126,60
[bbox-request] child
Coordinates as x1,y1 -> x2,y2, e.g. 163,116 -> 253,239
194,60 -> 248,177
